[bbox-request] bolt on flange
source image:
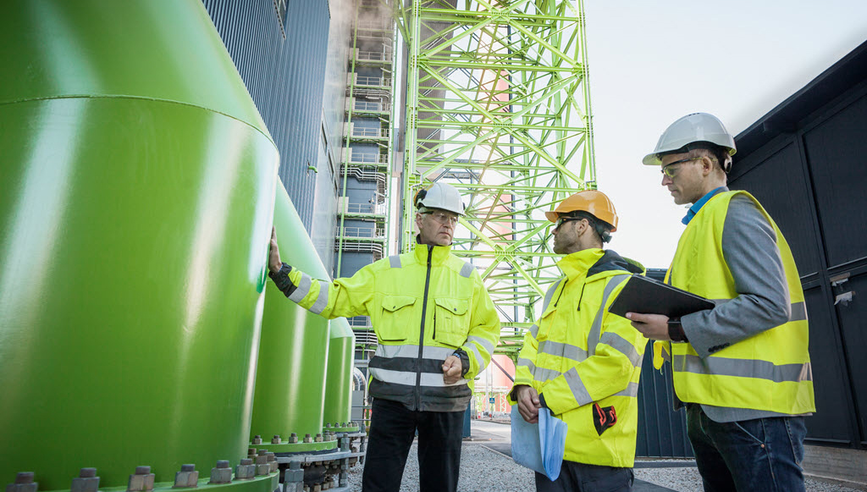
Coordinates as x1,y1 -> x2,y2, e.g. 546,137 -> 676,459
127,466 -> 154,492
209,461 -> 232,485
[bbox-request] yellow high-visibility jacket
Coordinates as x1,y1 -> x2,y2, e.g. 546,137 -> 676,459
659,190 -> 815,414
276,242 -> 500,412
510,249 -> 646,468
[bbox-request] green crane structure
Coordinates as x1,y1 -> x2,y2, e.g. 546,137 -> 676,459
392,0 -> 597,360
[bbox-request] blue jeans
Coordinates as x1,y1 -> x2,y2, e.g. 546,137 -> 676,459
687,404 -> 807,492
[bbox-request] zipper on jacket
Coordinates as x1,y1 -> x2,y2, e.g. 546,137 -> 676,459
415,245 -> 434,411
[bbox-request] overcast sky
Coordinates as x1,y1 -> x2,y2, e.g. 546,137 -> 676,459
583,1 -> 867,268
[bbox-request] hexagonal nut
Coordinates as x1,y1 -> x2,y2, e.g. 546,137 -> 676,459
7,484 -> 38,492
255,464 -> 269,477
234,463 -> 255,481
173,468 -> 198,488
71,475 -> 100,492
252,435 -> 262,445
314,434 -> 323,443
127,471 -> 155,492
282,468 -> 304,484
208,467 -> 232,485
269,462 -> 278,474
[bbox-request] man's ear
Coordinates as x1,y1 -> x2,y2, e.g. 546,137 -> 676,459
701,155 -> 715,176
415,212 -> 424,231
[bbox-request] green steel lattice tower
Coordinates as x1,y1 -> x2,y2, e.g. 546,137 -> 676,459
394,0 -> 597,358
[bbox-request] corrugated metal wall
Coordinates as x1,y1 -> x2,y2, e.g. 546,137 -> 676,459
730,41 -> 867,449
635,41 -> 867,457
636,269 -> 693,458
201,0 -> 349,270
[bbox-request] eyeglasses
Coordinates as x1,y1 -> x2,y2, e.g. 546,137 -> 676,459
555,217 -> 585,230
661,156 -> 703,178
425,211 -> 459,225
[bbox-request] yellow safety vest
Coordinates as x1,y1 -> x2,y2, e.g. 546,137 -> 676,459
511,249 -> 646,468
285,243 -> 500,412
663,190 -> 815,414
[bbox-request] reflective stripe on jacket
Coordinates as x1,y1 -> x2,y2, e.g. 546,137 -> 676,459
663,190 -> 815,414
510,249 -> 646,468
285,242 -> 500,412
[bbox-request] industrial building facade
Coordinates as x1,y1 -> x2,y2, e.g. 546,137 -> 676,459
728,41 -> 867,479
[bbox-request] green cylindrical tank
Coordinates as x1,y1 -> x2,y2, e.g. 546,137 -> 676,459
249,183 -> 334,453
323,318 -> 356,428
0,2 -> 278,491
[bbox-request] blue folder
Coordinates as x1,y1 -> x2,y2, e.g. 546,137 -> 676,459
510,405 -> 567,480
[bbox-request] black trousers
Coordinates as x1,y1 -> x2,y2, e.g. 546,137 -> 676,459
535,461 -> 634,492
361,398 -> 465,492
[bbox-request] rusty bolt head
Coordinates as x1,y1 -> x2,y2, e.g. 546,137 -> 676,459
180,465 -> 195,472
240,459 -> 253,466
216,461 -> 230,469
247,448 -> 256,456
79,469 -> 97,479
271,435 -> 281,444
15,473 -> 35,484
134,467 -> 150,476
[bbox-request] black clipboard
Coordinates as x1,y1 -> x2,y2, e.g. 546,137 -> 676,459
608,274 -> 715,319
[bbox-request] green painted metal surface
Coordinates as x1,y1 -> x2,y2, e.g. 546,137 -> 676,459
250,183 -> 333,450
323,318 -> 355,426
86,472 -> 280,492
0,1 -> 268,136
0,2 -> 278,490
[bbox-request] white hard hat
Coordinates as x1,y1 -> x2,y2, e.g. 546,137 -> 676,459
415,181 -> 465,216
642,112 -> 737,170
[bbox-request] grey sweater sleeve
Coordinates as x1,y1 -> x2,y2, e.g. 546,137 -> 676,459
680,195 -> 790,357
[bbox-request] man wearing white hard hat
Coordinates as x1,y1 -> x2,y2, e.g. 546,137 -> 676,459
628,113 -> 815,491
268,181 -> 500,492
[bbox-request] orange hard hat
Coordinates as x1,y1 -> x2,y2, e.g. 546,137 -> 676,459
545,190 -> 618,231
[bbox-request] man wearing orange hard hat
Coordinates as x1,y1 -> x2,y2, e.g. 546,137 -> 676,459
509,189 -> 646,491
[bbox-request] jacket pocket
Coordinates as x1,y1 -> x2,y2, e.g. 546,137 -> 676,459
535,304 -> 557,341
378,295 -> 416,342
433,298 -> 469,348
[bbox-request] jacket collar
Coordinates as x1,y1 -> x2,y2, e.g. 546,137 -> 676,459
557,248 -> 605,280
414,237 -> 452,265
557,248 -> 644,280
